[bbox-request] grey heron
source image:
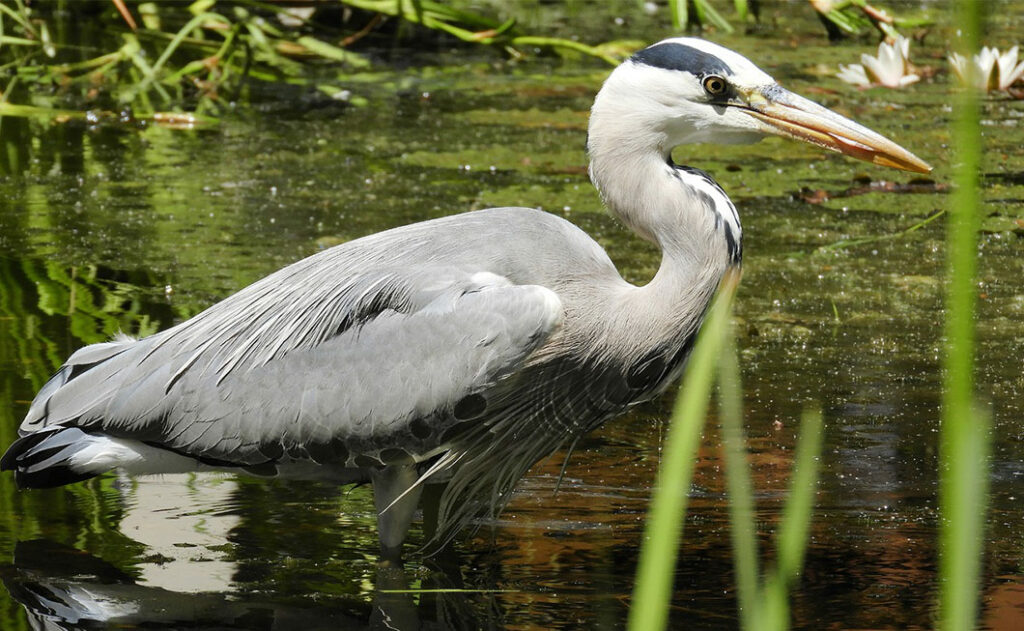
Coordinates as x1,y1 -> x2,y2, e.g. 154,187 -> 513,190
1,38 -> 930,562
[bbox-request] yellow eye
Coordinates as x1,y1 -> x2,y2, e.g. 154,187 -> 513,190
703,75 -> 727,95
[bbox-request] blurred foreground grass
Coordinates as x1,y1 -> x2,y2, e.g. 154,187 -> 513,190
629,0 -> 989,624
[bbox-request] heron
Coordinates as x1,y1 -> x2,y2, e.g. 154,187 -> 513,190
1,38 -> 930,563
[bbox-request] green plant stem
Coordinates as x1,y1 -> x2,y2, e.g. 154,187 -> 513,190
719,334 -> 760,630
817,210 -> 946,253
0,101 -> 84,119
129,11 -> 230,102
668,0 -> 688,31
734,0 -> 750,21
509,36 -> 619,66
939,1 -> 989,629
774,408 -> 823,585
693,0 -> 735,34
756,407 -> 824,631
628,271 -> 739,631
0,0 -> 37,35
0,35 -> 38,46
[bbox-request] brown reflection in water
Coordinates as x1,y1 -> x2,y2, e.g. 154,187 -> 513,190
984,577 -> 1024,631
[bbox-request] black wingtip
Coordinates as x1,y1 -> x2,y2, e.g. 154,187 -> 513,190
0,433 -> 49,472
15,466 -> 97,489
1,429 -> 99,489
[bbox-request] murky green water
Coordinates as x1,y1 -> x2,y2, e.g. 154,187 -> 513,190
2,3 -> 1024,629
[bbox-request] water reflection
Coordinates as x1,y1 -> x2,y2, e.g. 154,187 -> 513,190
118,474 -> 241,593
3,540 -> 432,630
2,475 -> 498,630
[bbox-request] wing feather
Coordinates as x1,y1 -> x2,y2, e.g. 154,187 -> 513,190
21,245 -> 563,468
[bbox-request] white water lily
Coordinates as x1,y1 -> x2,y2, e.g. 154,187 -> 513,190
836,63 -> 872,87
949,46 -> 1024,91
837,35 -> 920,88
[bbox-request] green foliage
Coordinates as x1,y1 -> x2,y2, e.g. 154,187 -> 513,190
0,1 -> 936,124
938,1 -> 989,629
668,0 -> 755,33
0,0 -> 627,121
811,0 -> 931,39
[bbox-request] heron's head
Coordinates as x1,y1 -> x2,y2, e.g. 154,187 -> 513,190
590,37 -> 931,173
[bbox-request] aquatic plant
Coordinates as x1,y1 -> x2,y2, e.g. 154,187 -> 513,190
667,0 -> 751,34
948,45 -> 1024,92
810,0 -> 929,40
628,274 -> 740,631
0,0 -> 937,124
836,35 -> 920,88
666,0 -> 925,37
0,0 -> 622,122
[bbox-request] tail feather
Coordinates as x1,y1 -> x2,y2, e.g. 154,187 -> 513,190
1,428 -> 103,489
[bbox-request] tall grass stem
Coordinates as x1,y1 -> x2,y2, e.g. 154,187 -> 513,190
718,334 -> 760,630
939,1 -> 989,629
627,271 -> 739,631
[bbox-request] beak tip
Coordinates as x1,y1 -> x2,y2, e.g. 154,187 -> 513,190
905,154 -> 934,174
874,153 -> 933,175
910,160 -> 933,175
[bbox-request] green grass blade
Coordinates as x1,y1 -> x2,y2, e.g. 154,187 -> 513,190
668,0 -> 688,30
816,210 -> 946,253
939,1 -> 990,629
734,0 -> 749,21
509,36 -> 620,66
774,407 -> 823,583
628,272 -> 739,631
693,0 -> 735,33
0,1 -> 36,35
754,406 -> 823,631
295,36 -> 370,68
130,11 -> 230,101
718,333 -> 760,630
0,35 -> 39,46
0,101 -> 85,119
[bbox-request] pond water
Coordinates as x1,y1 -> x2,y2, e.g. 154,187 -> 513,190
1,3 -> 1024,630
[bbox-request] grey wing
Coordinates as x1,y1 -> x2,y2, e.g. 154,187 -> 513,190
20,264 -> 563,467
169,272 -> 563,465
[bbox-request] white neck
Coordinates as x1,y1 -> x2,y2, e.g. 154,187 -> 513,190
587,84 -> 742,292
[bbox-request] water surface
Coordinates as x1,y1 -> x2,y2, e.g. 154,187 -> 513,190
1,4 -> 1024,629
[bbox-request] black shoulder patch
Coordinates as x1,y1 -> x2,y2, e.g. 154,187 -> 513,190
631,42 -> 733,76
675,165 -> 721,190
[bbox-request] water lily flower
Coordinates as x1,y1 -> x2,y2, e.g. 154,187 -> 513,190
277,6 -> 316,28
837,35 -> 920,88
949,46 -> 1024,91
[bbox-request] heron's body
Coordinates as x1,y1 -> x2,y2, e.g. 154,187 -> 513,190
2,38 -> 929,561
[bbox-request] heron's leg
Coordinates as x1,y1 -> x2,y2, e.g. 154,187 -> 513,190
371,464 -> 423,565
419,482 -> 446,543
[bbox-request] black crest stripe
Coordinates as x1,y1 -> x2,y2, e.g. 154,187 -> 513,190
630,42 -> 733,76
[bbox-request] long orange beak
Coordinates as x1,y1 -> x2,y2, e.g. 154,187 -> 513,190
736,85 -> 932,174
